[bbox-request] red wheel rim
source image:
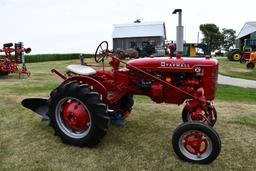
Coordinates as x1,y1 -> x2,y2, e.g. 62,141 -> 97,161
179,130 -> 212,160
55,97 -> 92,139
183,131 -> 208,155
62,99 -> 90,132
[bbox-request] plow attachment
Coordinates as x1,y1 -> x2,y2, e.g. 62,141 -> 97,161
21,98 -> 49,120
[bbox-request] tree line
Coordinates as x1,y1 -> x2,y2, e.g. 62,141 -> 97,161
133,19 -> 236,53
200,23 -> 236,52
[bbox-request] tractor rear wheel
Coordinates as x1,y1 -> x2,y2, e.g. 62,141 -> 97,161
246,62 -> 255,69
48,81 -> 110,147
227,51 -> 232,61
182,102 -> 217,127
230,50 -> 242,61
172,122 -> 221,164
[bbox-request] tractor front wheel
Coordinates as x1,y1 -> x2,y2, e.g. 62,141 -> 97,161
246,62 -> 255,69
182,102 -> 217,127
172,122 -> 221,164
48,81 -> 110,147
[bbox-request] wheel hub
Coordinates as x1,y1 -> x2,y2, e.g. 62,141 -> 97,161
233,53 -> 241,60
183,132 -> 208,156
187,105 -> 216,126
62,100 -> 90,132
191,112 -> 204,120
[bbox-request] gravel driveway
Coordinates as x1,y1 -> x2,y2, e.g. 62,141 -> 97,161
218,74 -> 256,88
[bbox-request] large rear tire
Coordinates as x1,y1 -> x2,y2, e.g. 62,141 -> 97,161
227,51 -> 232,61
172,122 -> 221,164
230,50 -> 242,61
48,81 -> 110,147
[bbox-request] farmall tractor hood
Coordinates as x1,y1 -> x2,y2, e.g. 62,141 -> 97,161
126,57 -> 218,72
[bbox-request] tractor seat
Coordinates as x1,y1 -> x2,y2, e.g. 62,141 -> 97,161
66,64 -> 96,75
3,43 -> 13,48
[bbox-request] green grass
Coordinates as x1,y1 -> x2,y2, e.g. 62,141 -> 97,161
218,57 -> 256,80
0,59 -> 256,170
216,84 -> 256,103
230,114 -> 256,128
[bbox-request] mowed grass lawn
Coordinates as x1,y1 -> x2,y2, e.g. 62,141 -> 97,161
218,57 -> 256,80
1,59 -> 256,170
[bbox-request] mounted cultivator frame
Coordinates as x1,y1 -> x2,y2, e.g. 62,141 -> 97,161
0,42 -> 31,76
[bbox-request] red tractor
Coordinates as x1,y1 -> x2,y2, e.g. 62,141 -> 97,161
21,10 -> 221,164
0,42 -> 31,76
22,40 -> 221,164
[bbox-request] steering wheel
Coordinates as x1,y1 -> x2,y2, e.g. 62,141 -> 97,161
94,41 -> 109,63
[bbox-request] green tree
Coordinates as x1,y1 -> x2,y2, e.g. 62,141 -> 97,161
221,28 -> 236,51
200,24 -> 222,52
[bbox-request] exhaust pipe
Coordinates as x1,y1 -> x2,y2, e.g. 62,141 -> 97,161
172,9 -> 184,57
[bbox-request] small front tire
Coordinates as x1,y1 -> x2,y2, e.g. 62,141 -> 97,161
246,62 -> 255,69
172,122 -> 221,164
182,102 -> 217,127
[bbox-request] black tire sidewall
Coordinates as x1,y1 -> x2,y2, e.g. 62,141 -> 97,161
48,82 -> 109,147
172,122 -> 221,164
181,105 -> 217,127
247,62 -> 255,69
50,93 -> 95,141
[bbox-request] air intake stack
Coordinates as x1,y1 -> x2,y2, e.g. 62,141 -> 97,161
172,9 -> 184,57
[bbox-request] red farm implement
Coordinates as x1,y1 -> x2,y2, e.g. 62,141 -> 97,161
21,10 -> 221,164
0,42 -> 31,76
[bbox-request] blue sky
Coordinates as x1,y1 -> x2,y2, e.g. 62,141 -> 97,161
0,0 -> 255,54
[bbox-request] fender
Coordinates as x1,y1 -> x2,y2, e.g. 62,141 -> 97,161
62,76 -> 108,100
22,76 -> 108,120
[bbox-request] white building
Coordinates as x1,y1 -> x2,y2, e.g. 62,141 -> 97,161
112,21 -> 166,51
236,22 -> 256,49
